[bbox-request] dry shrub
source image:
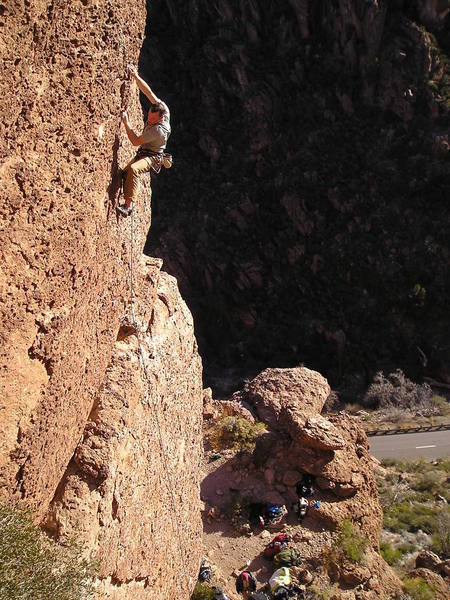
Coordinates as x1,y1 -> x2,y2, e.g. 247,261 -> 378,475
363,370 -> 436,413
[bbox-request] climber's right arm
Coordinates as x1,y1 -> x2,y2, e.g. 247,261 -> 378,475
121,111 -> 145,147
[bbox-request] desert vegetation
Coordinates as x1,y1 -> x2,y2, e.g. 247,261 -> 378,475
402,576 -> 436,600
208,415 -> 266,453
0,500 -> 96,600
343,370 -> 450,431
376,458 -> 450,569
191,581 -> 217,600
322,519 -> 369,573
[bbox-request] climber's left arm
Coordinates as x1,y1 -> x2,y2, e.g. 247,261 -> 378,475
128,64 -> 161,104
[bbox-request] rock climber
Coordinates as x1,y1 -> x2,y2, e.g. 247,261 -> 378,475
117,64 -> 171,217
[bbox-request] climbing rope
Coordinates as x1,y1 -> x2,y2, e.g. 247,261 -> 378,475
103,2 -> 194,590
127,210 -> 193,593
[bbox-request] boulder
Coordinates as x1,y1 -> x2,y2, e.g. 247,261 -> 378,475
296,415 -> 346,450
234,367 -> 330,433
406,568 -> 450,599
415,550 -> 442,571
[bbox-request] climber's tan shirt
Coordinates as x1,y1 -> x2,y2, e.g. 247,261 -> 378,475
140,101 -> 171,154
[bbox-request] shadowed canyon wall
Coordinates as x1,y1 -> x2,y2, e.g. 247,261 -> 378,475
143,0 -> 450,393
0,2 -> 203,598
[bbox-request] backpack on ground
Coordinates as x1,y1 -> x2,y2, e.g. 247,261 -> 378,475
198,562 -> 212,582
265,503 -> 285,522
263,533 -> 290,559
295,482 -> 313,497
273,547 -> 300,568
272,587 -> 290,600
248,592 -> 271,600
248,502 -> 267,526
236,570 -> 257,594
272,533 -> 291,545
214,589 -> 231,600
269,567 -> 291,593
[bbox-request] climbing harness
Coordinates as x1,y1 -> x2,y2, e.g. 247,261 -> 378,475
134,148 -> 173,174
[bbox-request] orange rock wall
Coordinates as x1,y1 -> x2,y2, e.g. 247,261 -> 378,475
0,2 -> 204,597
45,267 -> 203,599
0,0 -> 146,510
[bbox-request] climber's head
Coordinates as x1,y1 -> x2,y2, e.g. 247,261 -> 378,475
147,102 -> 165,125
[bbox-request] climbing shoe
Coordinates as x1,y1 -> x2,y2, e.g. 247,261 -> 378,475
117,205 -> 133,217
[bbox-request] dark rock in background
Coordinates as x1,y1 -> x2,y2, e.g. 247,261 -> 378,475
141,0 -> 450,394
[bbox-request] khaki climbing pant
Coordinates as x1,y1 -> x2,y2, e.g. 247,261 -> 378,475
123,154 -> 161,205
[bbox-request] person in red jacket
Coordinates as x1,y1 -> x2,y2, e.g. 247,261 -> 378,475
235,570 -> 257,597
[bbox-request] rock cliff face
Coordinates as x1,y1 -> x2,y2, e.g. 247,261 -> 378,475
144,0 -> 450,391
0,2 -> 203,598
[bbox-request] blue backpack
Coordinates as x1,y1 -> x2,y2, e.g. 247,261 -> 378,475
266,504 -> 284,521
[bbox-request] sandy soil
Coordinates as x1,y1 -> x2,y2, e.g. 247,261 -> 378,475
199,449 -> 334,599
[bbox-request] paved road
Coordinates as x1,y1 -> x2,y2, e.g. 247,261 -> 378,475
368,430 -> 450,460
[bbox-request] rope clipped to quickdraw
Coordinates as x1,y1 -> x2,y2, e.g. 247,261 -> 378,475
127,212 -> 192,593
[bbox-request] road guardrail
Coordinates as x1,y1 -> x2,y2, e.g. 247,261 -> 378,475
367,423 -> 450,436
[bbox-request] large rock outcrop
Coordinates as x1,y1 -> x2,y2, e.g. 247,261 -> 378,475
227,367 -> 403,596
45,267 -> 203,599
1,2 -> 203,598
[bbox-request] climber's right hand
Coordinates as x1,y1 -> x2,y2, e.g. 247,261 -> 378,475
127,64 -> 137,77
121,111 -> 129,125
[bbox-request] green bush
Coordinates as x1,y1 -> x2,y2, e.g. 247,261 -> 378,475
380,542 -> 403,565
432,394 -> 450,416
412,470 -> 446,497
384,500 -> 439,534
0,500 -> 96,600
398,542 -> 417,555
434,458 -> 450,473
402,577 -> 435,600
209,416 -> 266,452
191,581 -> 216,600
430,508 -> 450,557
380,541 -> 416,565
335,519 -> 369,563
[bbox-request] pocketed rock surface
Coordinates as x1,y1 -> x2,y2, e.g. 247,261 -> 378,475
201,367 -> 403,598
0,2 -> 203,598
45,269 -> 203,600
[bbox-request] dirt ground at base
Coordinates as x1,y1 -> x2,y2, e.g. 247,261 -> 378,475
199,450 -> 334,599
